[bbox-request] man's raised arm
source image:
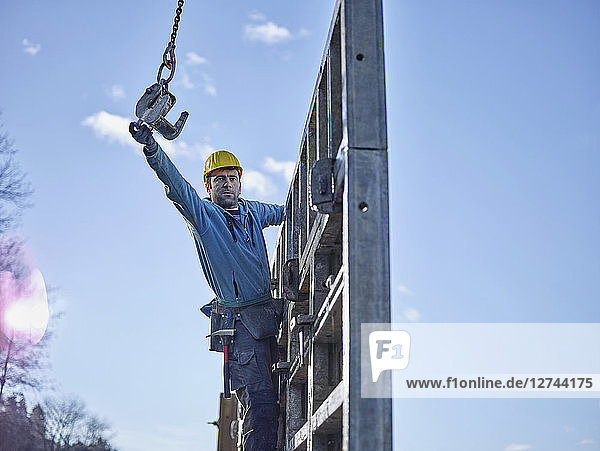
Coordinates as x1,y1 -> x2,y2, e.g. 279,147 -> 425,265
129,122 -> 208,232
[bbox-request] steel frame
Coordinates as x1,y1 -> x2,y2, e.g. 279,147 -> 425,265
270,1 -> 391,449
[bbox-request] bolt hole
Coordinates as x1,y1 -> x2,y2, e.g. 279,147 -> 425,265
356,53 -> 364,61
358,201 -> 368,212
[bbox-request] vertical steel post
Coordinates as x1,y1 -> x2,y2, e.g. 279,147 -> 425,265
340,0 -> 391,449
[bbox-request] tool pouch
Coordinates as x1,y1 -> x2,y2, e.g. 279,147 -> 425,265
208,308 -> 236,353
238,299 -> 284,340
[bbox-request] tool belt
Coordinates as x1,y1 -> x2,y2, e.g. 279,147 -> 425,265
208,298 -> 284,352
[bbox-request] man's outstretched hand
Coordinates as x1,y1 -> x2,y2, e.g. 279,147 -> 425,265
129,122 -> 158,153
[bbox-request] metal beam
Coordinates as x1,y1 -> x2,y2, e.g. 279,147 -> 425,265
268,1 -> 390,450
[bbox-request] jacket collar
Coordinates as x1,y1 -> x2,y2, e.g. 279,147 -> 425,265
204,197 -> 249,219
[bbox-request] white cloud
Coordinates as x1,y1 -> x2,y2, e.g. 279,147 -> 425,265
81,111 -> 214,160
185,52 -> 207,66
505,444 -> 533,451
202,74 -> 217,96
242,169 -> 276,198
578,440 -> 597,446
249,11 -> 266,22
243,13 -> 309,46
402,308 -> 420,322
81,111 -> 136,149
397,284 -> 413,296
244,22 -> 292,45
158,138 -> 214,161
297,28 -> 311,38
109,85 -> 125,100
22,38 -> 41,56
177,71 -> 217,96
263,157 -> 295,182
181,72 -> 194,89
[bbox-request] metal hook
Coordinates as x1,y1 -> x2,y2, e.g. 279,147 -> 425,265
134,82 -> 188,140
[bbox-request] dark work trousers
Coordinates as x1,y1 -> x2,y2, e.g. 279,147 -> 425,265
229,320 -> 279,450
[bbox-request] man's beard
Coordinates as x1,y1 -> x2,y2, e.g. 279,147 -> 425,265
214,191 -> 239,209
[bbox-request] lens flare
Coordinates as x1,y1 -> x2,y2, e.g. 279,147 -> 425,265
1,268 -> 49,346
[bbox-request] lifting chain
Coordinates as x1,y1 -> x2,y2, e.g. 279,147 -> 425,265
157,0 -> 185,87
133,0 -> 189,141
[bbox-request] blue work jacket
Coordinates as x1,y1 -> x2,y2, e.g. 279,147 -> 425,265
146,145 -> 285,307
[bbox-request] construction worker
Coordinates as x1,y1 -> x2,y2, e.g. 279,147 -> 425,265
129,123 -> 284,451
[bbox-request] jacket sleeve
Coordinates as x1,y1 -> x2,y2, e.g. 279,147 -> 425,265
249,201 -> 285,228
145,144 -> 209,233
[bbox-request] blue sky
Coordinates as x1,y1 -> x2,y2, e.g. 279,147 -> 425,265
1,1 -> 598,450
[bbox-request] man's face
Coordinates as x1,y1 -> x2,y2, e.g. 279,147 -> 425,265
206,168 -> 241,209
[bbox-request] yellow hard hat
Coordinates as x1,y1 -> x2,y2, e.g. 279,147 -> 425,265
203,150 -> 243,184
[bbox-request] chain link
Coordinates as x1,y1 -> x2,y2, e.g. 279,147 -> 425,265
157,0 -> 185,86
169,0 -> 185,49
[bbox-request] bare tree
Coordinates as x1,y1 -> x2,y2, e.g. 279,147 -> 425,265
0,394 -> 43,451
43,396 -> 86,449
0,281 -> 59,402
0,116 -> 113,450
0,235 -> 30,280
0,332 -> 50,402
29,404 -> 48,450
81,416 -> 113,448
0,117 -> 32,229
42,395 -> 115,450
0,113 -> 46,402
0,394 -> 115,451
0,115 -> 32,233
